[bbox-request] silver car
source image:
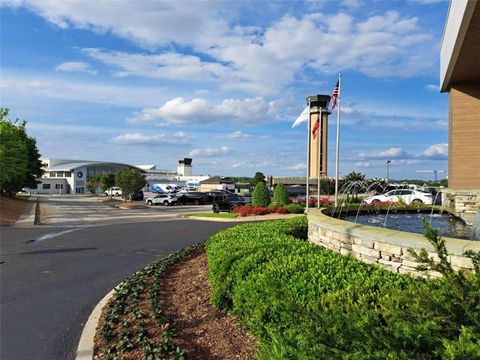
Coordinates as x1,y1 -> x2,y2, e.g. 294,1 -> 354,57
145,194 -> 177,206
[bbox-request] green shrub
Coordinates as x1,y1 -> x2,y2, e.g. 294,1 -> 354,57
283,203 -> 304,214
273,183 -> 288,206
252,181 -> 270,207
206,217 -> 480,359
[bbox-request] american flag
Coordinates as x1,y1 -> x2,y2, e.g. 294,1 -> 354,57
312,119 -> 320,140
331,80 -> 339,109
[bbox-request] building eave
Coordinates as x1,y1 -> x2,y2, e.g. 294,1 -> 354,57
440,0 -> 477,92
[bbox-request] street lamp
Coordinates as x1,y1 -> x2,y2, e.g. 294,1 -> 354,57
386,160 -> 391,183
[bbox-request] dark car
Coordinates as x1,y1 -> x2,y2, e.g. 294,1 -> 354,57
129,190 -> 144,201
177,191 -> 206,205
212,193 -> 247,213
203,190 -> 233,204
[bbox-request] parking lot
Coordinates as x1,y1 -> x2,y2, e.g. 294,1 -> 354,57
38,194 -> 212,227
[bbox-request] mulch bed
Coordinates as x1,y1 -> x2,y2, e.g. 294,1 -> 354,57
115,204 -> 148,209
94,249 -> 257,359
0,195 -> 28,225
159,250 -> 258,359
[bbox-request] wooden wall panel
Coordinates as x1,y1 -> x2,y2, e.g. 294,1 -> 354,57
449,80 -> 480,189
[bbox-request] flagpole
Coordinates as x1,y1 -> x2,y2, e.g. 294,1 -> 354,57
317,110 -> 321,208
306,98 -> 311,212
334,74 -> 342,207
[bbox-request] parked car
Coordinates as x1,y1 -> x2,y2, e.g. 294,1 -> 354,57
105,187 -> 122,196
242,193 -> 252,204
177,191 -> 206,205
145,194 -> 177,206
212,193 -> 248,213
128,190 -> 144,201
203,190 -> 232,204
363,189 -> 433,205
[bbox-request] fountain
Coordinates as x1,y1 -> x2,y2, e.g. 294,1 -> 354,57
328,180 -> 479,241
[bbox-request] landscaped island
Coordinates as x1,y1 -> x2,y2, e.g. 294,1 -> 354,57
95,217 -> 480,359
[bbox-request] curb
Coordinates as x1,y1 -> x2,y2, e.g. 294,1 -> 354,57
34,197 -> 41,225
76,288 -> 116,360
181,214 -> 305,222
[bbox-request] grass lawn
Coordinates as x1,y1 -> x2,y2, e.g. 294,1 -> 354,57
183,212 -> 238,219
15,194 -> 31,200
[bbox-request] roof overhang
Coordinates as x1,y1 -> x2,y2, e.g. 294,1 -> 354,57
46,161 -> 145,172
440,0 -> 480,92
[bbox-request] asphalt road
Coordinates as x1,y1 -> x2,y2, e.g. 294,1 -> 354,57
0,220 -> 234,360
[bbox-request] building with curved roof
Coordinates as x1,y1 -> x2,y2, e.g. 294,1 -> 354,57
32,158 -> 143,194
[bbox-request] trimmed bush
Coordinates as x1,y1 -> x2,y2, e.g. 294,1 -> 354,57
283,203 -> 304,214
273,183 -> 288,206
252,182 -> 270,207
235,205 -> 272,217
206,218 -> 480,359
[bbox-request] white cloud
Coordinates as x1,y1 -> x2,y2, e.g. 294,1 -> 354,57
217,131 -> 250,140
231,161 -> 247,168
342,0 -> 363,9
425,84 -> 439,92
357,144 -> 448,162
55,61 -> 97,74
3,1 -> 438,94
189,146 -> 230,158
1,0 -> 229,48
128,97 -> 278,125
410,0 -> 446,4
82,48 -> 230,82
354,161 -> 372,168
1,72 -> 166,107
110,132 -> 191,145
420,143 -> 448,160
358,147 -> 412,160
288,162 -> 307,170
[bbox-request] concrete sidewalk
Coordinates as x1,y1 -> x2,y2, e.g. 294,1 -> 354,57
15,196 -> 38,226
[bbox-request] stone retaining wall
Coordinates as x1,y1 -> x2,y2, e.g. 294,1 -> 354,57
307,209 -> 479,277
442,189 -> 480,225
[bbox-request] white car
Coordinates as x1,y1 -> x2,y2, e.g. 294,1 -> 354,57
105,187 -> 122,196
145,194 -> 177,206
364,189 -> 433,205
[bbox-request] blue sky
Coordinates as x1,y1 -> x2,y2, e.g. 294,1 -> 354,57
0,0 -> 450,179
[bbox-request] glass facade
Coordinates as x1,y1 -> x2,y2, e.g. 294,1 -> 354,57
86,165 -> 130,178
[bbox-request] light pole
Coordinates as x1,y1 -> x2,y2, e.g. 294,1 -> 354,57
386,160 -> 391,183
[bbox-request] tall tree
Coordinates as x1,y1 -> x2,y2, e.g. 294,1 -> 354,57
115,169 -> 146,203
273,183 -> 288,206
252,181 -> 271,207
250,172 -> 266,186
343,171 -> 366,200
101,173 -> 116,198
0,108 -> 43,195
86,175 -> 103,196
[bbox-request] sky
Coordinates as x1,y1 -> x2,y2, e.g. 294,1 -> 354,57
0,0 -> 450,180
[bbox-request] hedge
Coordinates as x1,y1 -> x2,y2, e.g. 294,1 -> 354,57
206,217 -> 480,359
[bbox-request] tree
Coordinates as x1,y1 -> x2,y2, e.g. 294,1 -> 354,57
0,108 -> 43,195
86,175 -> 102,196
252,181 -> 271,207
273,183 -> 288,206
115,169 -> 146,203
101,173 -> 115,198
342,171 -> 366,201
250,172 -> 266,187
